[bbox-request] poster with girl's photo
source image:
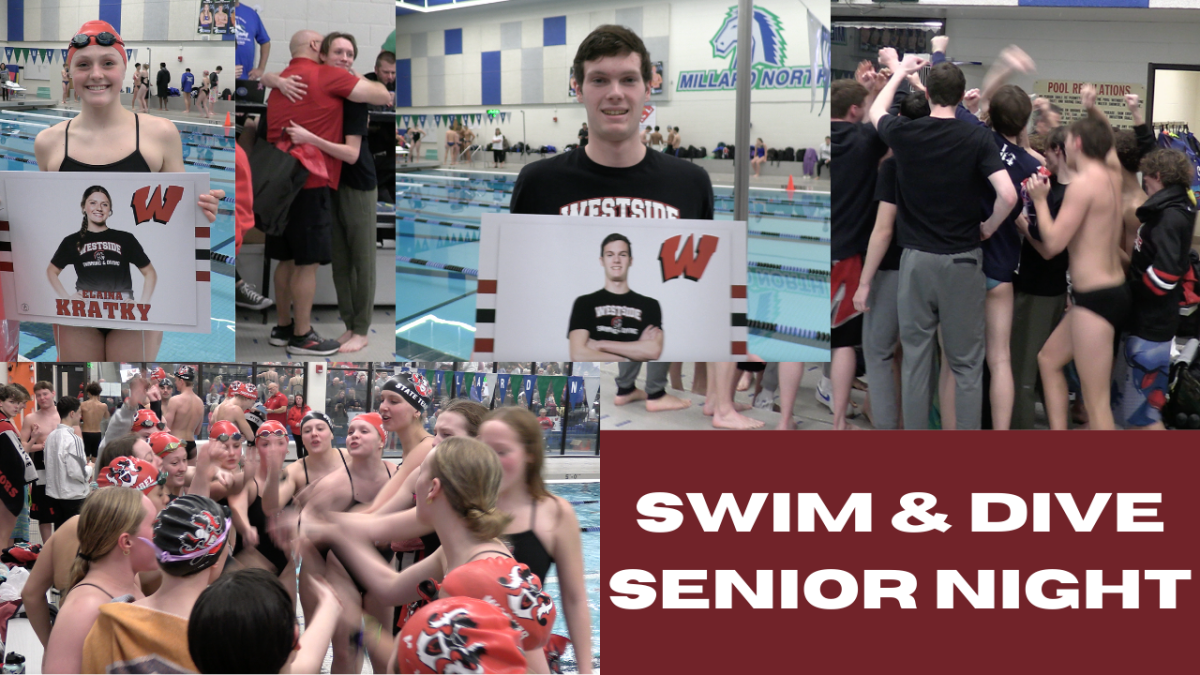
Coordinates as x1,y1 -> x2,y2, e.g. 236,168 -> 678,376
0,172 -> 212,333
198,2 -> 232,35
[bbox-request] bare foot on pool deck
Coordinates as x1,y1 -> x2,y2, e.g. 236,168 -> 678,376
645,393 -> 692,412
712,410 -> 765,429
736,371 -> 752,391
339,334 -> 369,353
702,400 -> 752,416
337,330 -> 355,345
776,416 -> 800,430
613,388 -> 648,406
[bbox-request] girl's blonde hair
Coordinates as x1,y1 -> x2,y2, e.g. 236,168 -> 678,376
66,487 -> 146,595
425,437 -> 511,540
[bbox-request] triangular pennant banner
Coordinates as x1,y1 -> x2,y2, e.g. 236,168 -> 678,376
453,371 -> 464,397
497,374 -> 510,405
4,48 -> 12,62
126,49 -> 133,62
434,115 -> 441,127
61,49 -> 69,63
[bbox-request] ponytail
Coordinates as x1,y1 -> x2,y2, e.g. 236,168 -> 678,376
426,437 -> 512,540
463,504 -> 511,541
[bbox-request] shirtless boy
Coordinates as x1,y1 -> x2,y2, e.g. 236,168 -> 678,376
211,381 -> 258,440
20,382 -> 60,544
79,382 -> 109,460
1020,84 -> 1128,430
165,365 -> 205,461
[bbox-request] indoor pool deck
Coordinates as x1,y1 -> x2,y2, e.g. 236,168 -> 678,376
598,361 -> 836,430
396,160 -> 831,362
0,107 -> 235,361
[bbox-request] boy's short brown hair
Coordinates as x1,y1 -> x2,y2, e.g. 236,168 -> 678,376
572,25 -> 652,89
320,31 -> 358,59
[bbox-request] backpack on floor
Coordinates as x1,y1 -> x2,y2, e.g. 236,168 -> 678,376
686,145 -> 698,158
698,146 -> 706,159
782,147 -> 795,161
1165,359 -> 1200,428
767,148 -> 778,162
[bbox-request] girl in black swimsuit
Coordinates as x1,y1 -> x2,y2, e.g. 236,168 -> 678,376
44,486 -> 159,674
33,19 -> 223,361
289,436 -> 557,673
482,407 -> 594,673
287,413 -> 399,675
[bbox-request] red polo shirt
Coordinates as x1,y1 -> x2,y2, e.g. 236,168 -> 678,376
266,57 -> 359,190
265,392 -> 289,424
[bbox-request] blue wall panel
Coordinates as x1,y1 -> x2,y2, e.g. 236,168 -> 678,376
99,0 -> 122,35
7,0 -> 24,42
397,58 -> 412,108
445,28 -> 463,55
543,16 -> 566,47
481,51 -> 501,105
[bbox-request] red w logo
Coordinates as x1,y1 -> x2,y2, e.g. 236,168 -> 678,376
659,234 -> 719,282
130,185 -> 185,225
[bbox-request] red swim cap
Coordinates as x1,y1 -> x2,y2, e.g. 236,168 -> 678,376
67,20 -> 127,67
439,556 -> 557,650
399,597 -> 526,674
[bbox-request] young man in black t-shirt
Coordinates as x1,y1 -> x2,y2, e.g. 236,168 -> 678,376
1010,125 -> 1071,429
868,49 -> 1016,430
830,74 -> 887,430
568,234 -> 663,361
511,24 -> 746,422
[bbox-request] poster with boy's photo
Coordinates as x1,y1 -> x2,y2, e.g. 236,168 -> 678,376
0,172 -> 211,333
474,213 -> 747,361
214,3 -> 232,35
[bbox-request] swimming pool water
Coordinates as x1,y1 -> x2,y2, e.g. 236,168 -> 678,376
544,480 -> 600,672
0,108 -> 236,360
396,166 -> 830,361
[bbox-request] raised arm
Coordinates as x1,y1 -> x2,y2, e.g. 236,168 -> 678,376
981,45 -> 1036,107
870,50 -> 926,127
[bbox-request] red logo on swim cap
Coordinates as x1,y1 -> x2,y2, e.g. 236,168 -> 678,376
412,374 -> 433,398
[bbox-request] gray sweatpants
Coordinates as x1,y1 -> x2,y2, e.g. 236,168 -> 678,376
616,362 -> 670,397
864,270 -> 900,429
898,248 -> 986,430
1010,291 -> 1066,429
331,185 -> 377,336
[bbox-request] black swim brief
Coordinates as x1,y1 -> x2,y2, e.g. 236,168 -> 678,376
1071,282 -> 1132,331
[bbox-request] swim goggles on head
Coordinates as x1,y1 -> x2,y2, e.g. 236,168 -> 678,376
214,432 -> 243,442
257,428 -> 287,438
135,419 -> 166,430
69,32 -> 124,50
